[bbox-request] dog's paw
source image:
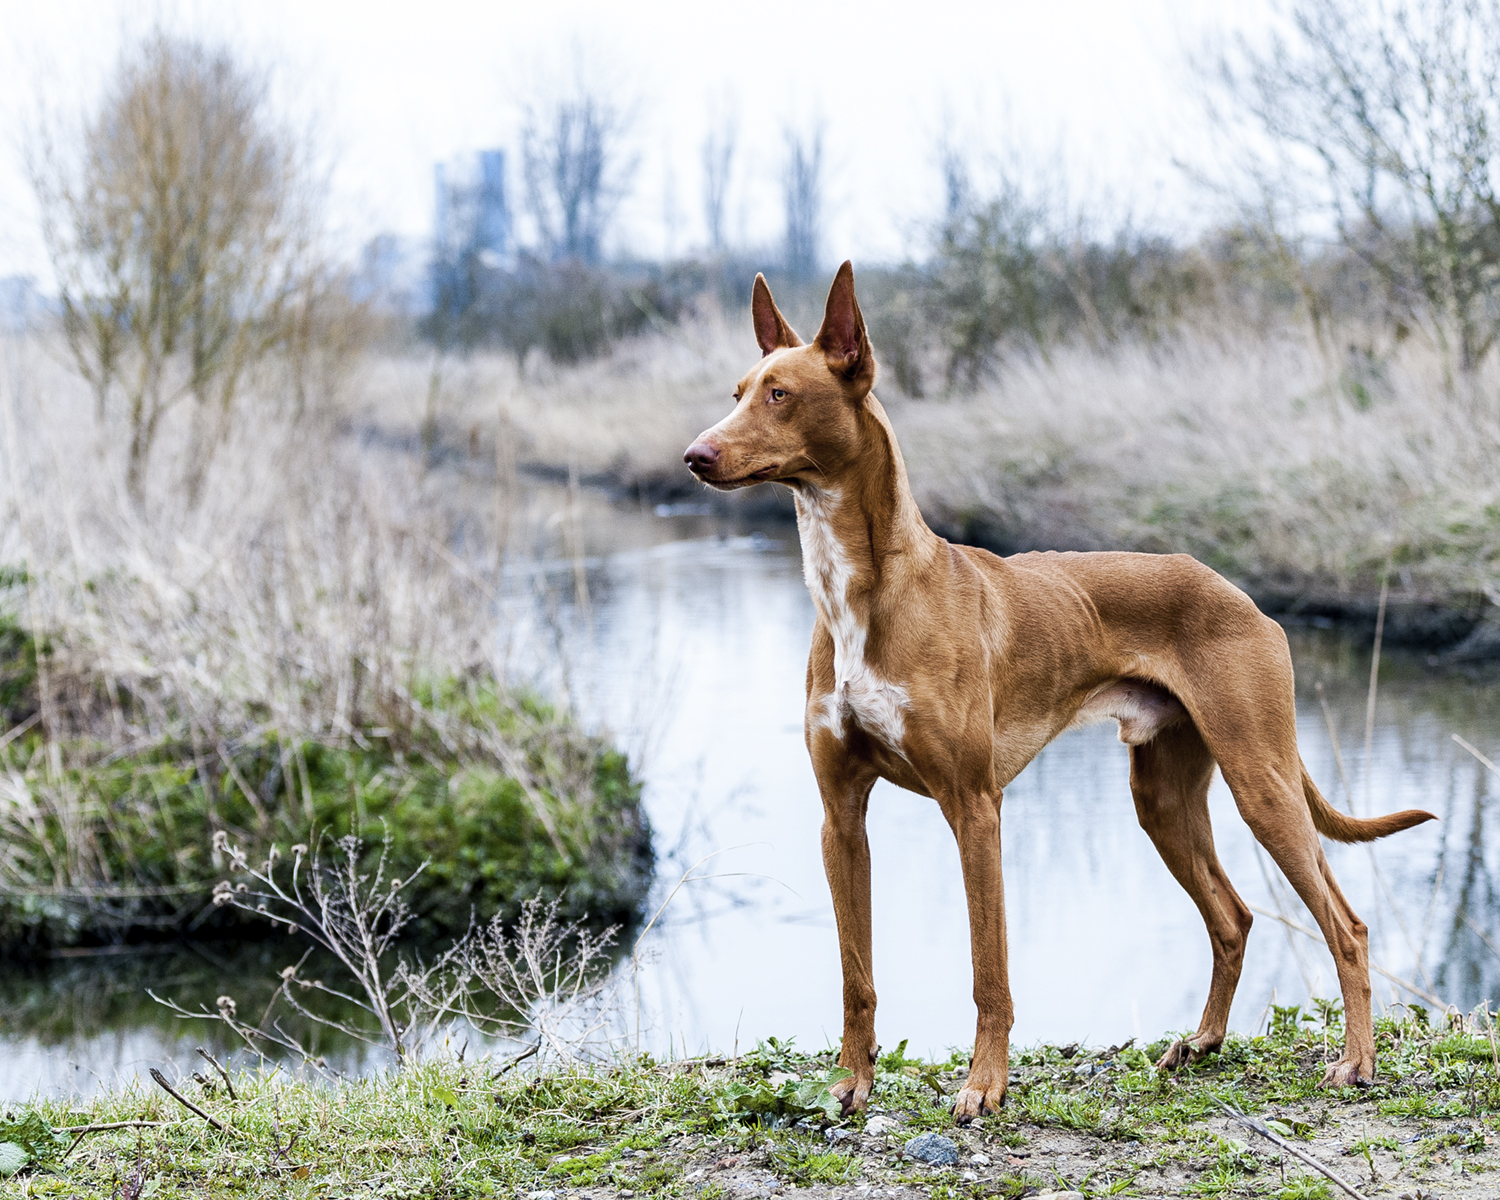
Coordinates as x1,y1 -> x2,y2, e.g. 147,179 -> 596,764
1155,1035 -> 1219,1072
1319,1058 -> 1373,1089
952,1081 -> 1006,1123
830,1073 -> 871,1116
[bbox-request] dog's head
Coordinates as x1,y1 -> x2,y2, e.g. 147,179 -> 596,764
684,261 -> 876,490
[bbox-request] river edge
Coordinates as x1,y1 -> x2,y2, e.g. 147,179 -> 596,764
5,1013 -> 1497,1199
545,461 -> 1500,664
0,673 -> 654,955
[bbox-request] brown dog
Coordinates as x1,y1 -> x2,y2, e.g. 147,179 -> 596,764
683,262 -> 1436,1121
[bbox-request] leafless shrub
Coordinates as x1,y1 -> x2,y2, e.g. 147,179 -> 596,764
782,123 -> 825,282
1206,0 -> 1500,386
402,896 -> 621,1064
27,29 -> 346,501
153,834 -> 621,1070
702,110 -> 737,256
520,65 -> 636,266
204,832 -> 430,1061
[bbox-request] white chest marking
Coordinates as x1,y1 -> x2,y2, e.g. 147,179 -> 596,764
797,487 -> 911,755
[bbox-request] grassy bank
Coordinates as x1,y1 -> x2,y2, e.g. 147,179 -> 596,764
5,1008 -> 1499,1198
0,336 -> 652,953
0,674 -> 650,952
383,314 -> 1500,654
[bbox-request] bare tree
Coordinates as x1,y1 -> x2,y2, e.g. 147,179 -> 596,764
782,123 -> 825,281
1216,0 -> 1500,380
702,113 -> 737,255
422,157 -> 499,463
520,76 -> 635,264
29,31 -> 324,501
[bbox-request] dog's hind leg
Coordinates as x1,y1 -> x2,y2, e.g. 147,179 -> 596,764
1176,622 -> 1380,1084
1129,721 -> 1254,1071
1220,759 -> 1378,1085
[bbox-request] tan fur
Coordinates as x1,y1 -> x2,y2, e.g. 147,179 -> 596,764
683,262 -> 1437,1121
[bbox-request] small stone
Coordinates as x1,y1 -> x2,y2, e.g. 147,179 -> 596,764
528,1192 -> 558,1200
766,1071 -> 798,1088
969,1152 -> 992,1167
1034,1193 -> 1086,1200
903,1132 -> 960,1166
961,1170 -> 978,1182
864,1114 -> 901,1136
825,1127 -> 853,1143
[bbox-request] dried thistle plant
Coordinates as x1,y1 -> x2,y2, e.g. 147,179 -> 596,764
401,896 -> 622,1064
153,834 -> 623,1071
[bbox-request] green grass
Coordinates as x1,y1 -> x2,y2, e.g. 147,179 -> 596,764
5,1008 -> 1500,1197
0,666 -> 652,953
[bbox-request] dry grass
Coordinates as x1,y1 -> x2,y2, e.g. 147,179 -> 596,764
0,338 -> 504,745
895,324 -> 1500,602
397,310 -> 1500,607
0,333 -> 650,947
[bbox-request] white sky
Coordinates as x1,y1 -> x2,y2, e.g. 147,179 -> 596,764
0,0 -> 1273,281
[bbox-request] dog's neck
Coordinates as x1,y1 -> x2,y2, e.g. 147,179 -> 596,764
791,395 -> 939,615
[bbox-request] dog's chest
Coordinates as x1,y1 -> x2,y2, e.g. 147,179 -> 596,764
796,489 -> 911,753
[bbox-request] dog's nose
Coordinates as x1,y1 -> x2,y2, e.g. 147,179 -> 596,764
684,440 -> 720,471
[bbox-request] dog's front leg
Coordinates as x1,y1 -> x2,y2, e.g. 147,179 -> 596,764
814,746 -> 880,1115
946,790 -> 1013,1122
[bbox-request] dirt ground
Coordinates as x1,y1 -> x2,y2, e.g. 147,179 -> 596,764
563,1083 -> 1498,1199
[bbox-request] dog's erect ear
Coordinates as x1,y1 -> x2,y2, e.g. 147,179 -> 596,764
751,273 -> 802,355
814,261 -> 875,387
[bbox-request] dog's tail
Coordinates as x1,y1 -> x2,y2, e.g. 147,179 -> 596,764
1302,765 -> 1436,843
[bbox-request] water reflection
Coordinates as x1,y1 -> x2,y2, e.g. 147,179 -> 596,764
505,484 -> 1500,1063
0,943 -> 386,1098
3,481 -> 1497,1097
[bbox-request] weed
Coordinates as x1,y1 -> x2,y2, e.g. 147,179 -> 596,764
770,1135 -> 861,1185
1277,1174 -> 1333,1200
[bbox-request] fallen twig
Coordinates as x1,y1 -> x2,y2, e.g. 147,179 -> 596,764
493,1041 -> 541,1077
1211,1097 -> 1368,1200
196,1045 -> 236,1099
149,1068 -> 230,1132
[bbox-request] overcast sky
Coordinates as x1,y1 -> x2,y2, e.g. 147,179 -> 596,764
0,0 -> 1274,282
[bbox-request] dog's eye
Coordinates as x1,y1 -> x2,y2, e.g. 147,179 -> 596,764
770,388 -> 787,402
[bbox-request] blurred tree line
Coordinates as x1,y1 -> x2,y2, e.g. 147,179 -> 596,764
28,0 -> 1500,492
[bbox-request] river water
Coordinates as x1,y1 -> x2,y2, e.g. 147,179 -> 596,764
3,479 -> 1498,1098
